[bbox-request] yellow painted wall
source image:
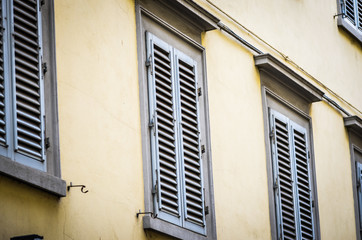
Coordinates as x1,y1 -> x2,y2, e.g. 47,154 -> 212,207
0,0 -> 360,239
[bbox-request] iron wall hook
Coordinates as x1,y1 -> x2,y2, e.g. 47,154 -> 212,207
67,182 -> 89,193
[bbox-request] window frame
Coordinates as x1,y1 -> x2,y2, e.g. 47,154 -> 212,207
345,115 -> 362,240
336,0 -> 362,44
255,53 -> 323,240
136,0 -> 217,239
0,0 -> 65,197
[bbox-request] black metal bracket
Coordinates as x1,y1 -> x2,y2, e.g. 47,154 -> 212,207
67,182 -> 89,193
136,209 -> 153,218
333,13 -> 345,19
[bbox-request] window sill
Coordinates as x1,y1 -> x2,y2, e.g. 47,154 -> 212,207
143,216 -> 209,240
0,155 -> 66,197
337,17 -> 362,44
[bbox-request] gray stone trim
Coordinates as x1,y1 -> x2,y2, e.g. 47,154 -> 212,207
143,216 -> 208,240
159,0 -> 219,31
254,54 -> 324,103
345,115 -> 362,137
0,154 -> 66,197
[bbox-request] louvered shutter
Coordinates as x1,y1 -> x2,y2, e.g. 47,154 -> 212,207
12,0 -> 45,162
175,50 -> 206,234
0,0 -> 6,146
291,122 -> 314,240
358,0 -> 362,29
270,109 -> 297,240
345,0 -> 356,24
356,161 -> 362,237
146,32 -> 182,226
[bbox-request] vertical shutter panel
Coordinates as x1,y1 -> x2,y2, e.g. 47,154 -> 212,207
0,0 -> 6,146
358,0 -> 362,29
356,161 -> 362,237
291,123 -> 314,240
176,51 -> 205,232
345,0 -> 356,24
146,32 -> 182,224
12,0 -> 44,160
270,110 -> 297,240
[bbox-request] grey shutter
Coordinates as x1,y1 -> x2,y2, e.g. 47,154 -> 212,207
358,0 -> 362,29
175,50 -> 205,233
270,109 -> 297,240
356,161 -> 362,237
345,0 -> 356,24
12,0 -> 45,161
146,32 -> 182,225
0,0 -> 6,146
291,122 -> 314,240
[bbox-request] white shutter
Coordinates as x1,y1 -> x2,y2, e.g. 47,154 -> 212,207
345,0 -> 356,24
12,0 -> 45,161
270,109 -> 297,240
291,122 -> 314,240
146,32 -> 182,226
175,50 -> 206,234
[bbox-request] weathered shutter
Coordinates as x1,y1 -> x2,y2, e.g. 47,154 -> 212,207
356,161 -> 362,236
0,0 -> 6,146
291,122 -> 314,240
345,0 -> 356,24
175,50 -> 205,233
12,0 -> 45,161
358,0 -> 362,29
146,32 -> 182,225
270,109 -> 297,240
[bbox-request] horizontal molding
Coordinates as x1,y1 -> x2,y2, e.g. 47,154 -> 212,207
345,115 -> 362,137
254,53 -> 324,103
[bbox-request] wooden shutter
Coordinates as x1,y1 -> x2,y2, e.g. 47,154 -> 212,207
356,161 -> 362,237
12,0 -> 45,161
291,123 -> 314,240
270,109 -> 297,240
345,0 -> 356,24
0,0 -> 6,146
146,32 -> 182,225
176,50 -> 205,233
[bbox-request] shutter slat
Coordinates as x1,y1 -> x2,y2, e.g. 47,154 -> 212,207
358,0 -> 362,29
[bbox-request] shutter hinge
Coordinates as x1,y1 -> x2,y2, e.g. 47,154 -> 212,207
273,182 -> 278,190
41,0 -> 45,6
270,129 -> 275,140
312,200 -> 315,208
42,62 -> 48,74
204,206 -> 209,215
198,87 -> 202,97
45,137 -> 50,149
307,150 -> 310,159
145,56 -> 151,67
149,117 -> 154,128
201,145 -> 205,154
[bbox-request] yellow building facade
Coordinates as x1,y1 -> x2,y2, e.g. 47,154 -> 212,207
0,0 -> 361,239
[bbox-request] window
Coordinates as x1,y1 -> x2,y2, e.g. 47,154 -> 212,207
337,0 -> 362,43
0,0 -> 65,197
136,0 -> 217,239
255,54 -> 323,240
344,115 -> 362,240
